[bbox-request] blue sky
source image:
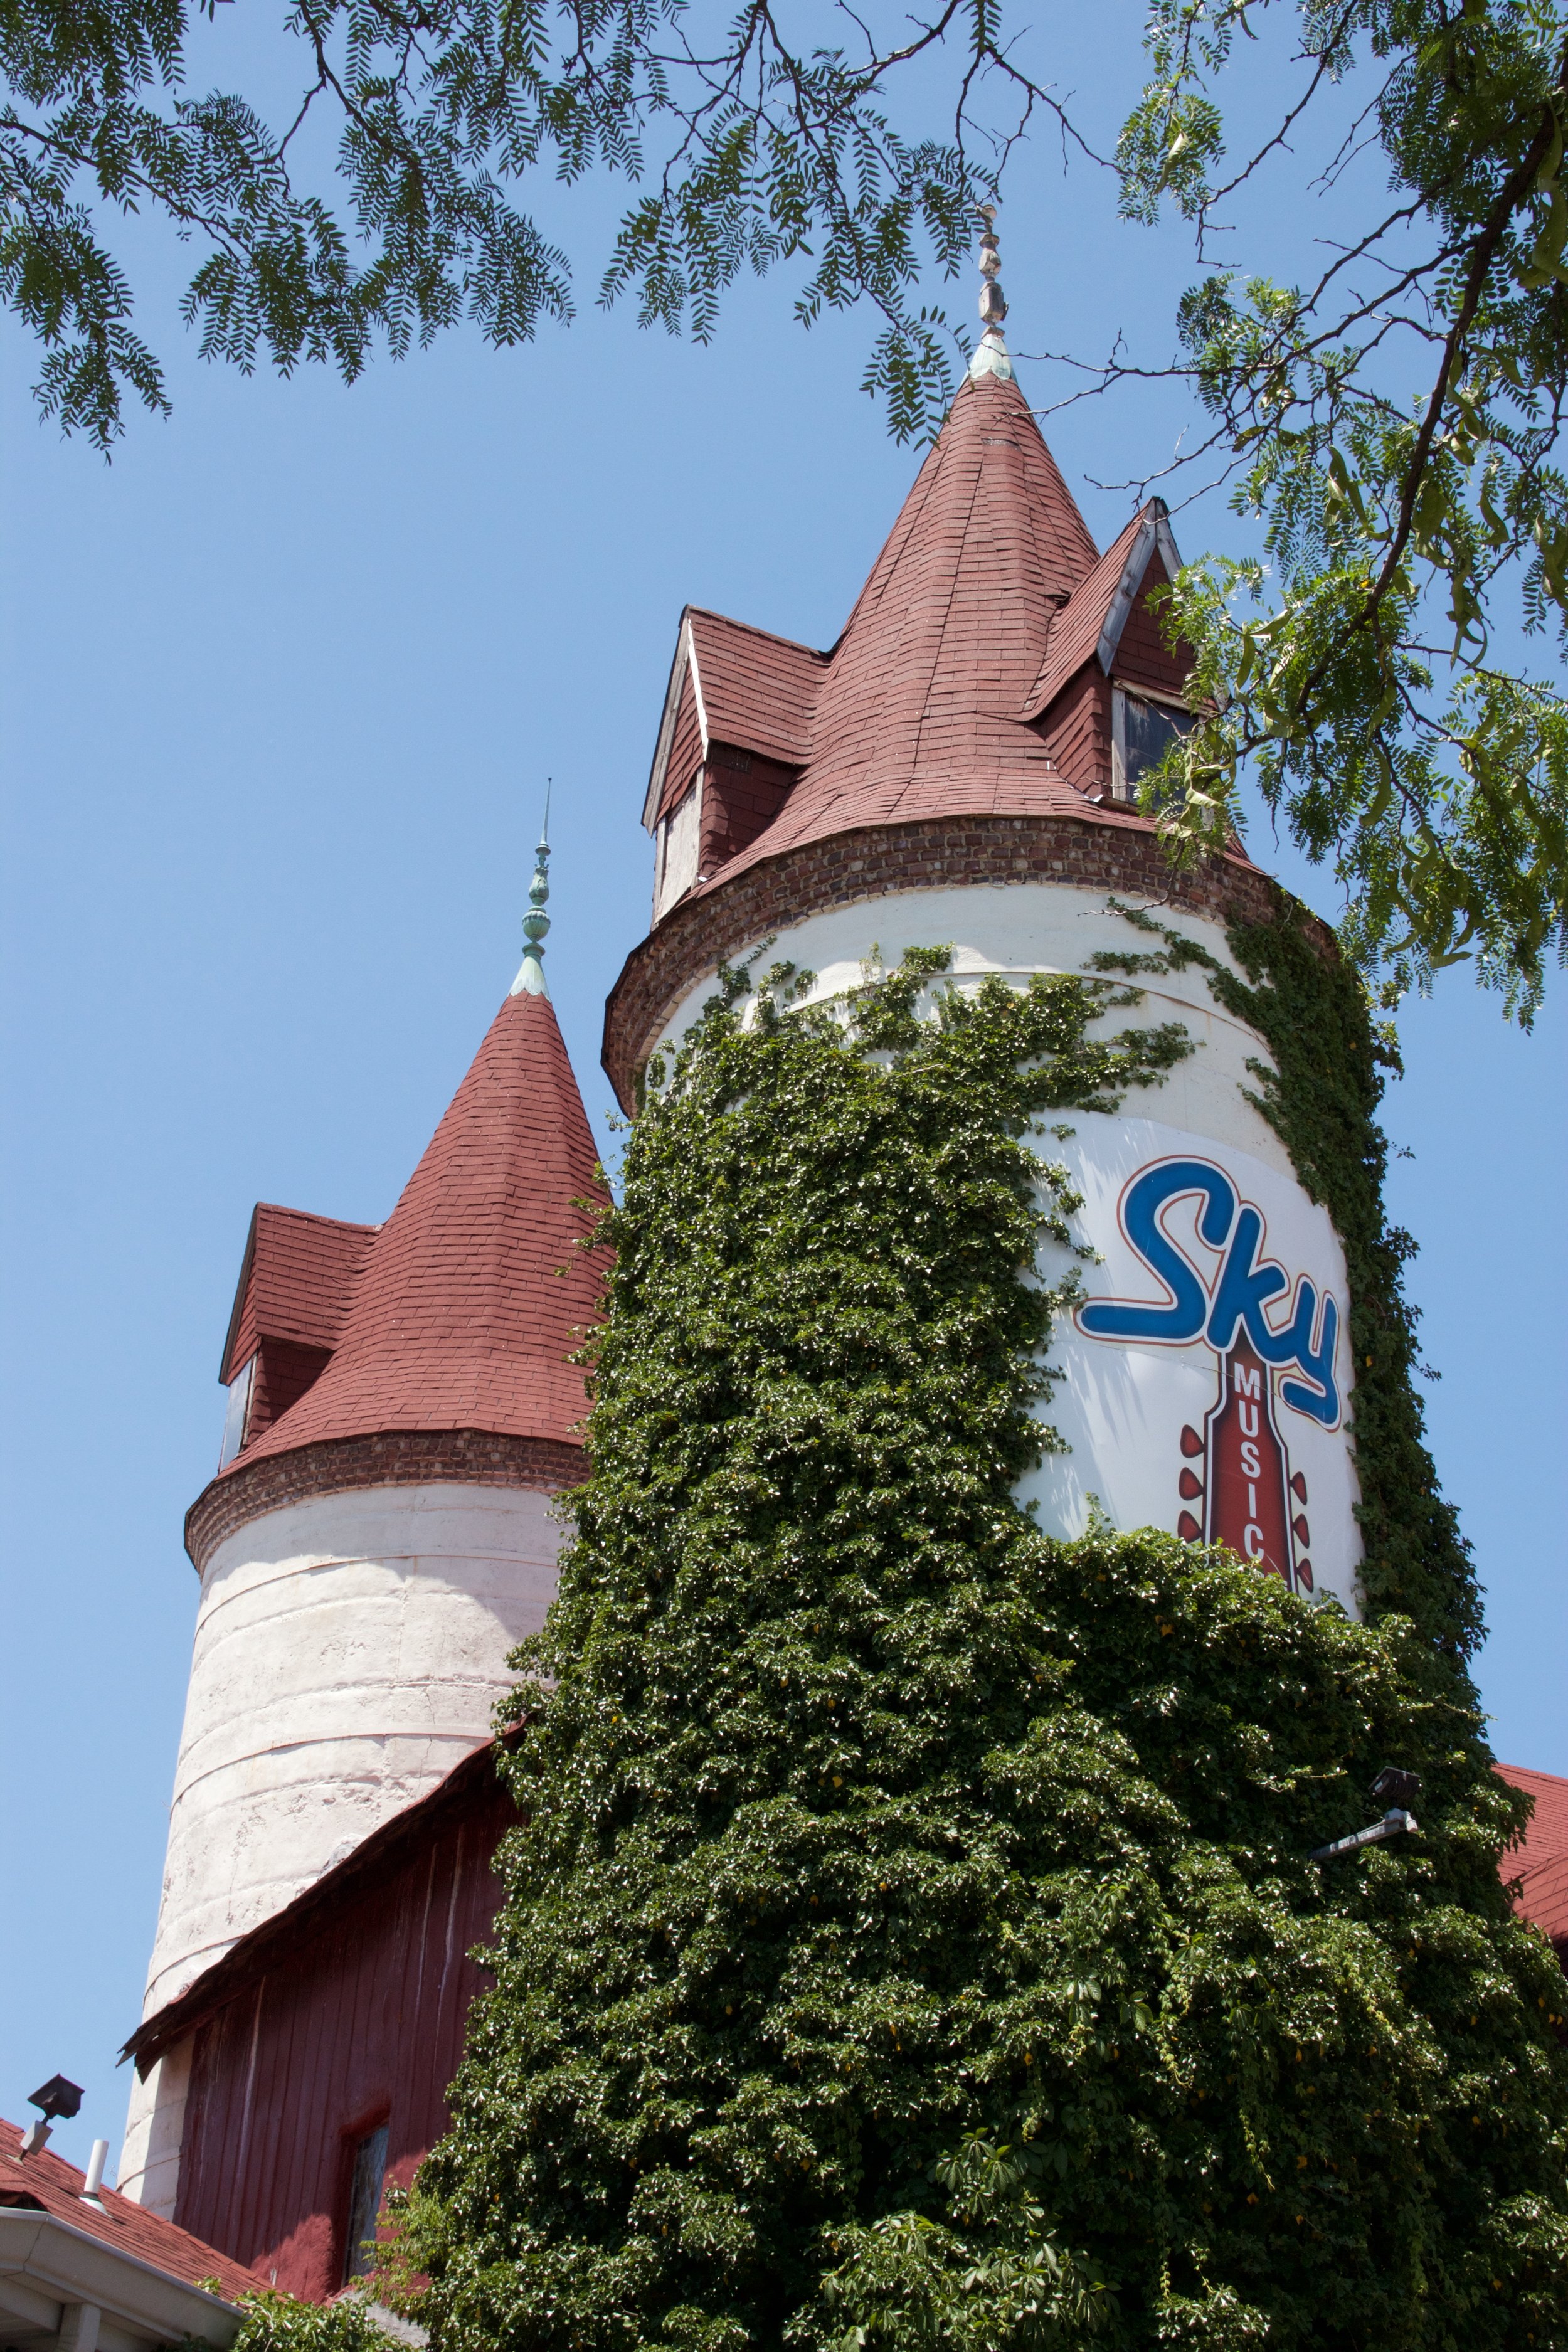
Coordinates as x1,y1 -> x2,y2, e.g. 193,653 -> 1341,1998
1,6 -> 1562,2180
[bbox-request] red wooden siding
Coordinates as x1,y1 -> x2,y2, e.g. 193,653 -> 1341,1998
171,1766 -> 515,2296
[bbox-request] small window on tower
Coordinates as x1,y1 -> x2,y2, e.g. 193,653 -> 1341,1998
217,1355 -> 256,1469
342,2122 -> 389,2283
1112,687 -> 1194,801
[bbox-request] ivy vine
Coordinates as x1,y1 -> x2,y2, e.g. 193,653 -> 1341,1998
400,941 -> 1568,2350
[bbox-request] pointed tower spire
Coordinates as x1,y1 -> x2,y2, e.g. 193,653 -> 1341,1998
233,979 -> 604,1463
511,788 -> 553,998
701,288 -> 1098,861
969,204 -> 1014,384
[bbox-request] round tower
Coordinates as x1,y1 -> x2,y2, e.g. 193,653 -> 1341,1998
120,842 -> 606,2213
605,237 -> 1361,1617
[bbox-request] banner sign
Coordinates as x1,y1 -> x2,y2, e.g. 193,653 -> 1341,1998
1027,1116 -> 1362,1613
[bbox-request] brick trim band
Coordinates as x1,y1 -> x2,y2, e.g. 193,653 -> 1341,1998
186,1428 -> 586,1576
601,815 -> 1325,1110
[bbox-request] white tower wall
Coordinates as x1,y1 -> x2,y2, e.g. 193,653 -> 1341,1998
659,881 -> 1362,1614
659,886 -> 1293,1175
118,1478 -> 563,2213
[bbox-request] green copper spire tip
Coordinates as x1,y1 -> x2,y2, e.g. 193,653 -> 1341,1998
510,787 -> 553,999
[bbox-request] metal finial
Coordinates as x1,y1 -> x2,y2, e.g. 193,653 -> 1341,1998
968,204 -> 1015,384
510,783 -> 553,999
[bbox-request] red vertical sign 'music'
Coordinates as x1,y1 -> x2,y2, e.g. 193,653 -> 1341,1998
1178,1334 -> 1313,1591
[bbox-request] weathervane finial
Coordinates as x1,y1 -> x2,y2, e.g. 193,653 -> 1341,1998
968,204 -> 1015,384
510,783 -> 553,999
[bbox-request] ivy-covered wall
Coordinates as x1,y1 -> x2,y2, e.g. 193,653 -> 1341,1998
401,931 -> 1568,2350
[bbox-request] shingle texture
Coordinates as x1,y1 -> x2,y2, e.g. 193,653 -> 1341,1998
650,615 -> 826,829
233,991 -> 605,1465
221,1207 -> 377,1385
1025,509 -> 1150,718
687,611 -> 824,768
1497,1762 -> 1568,1950
713,370 -> 1099,872
0,2119 -> 259,2299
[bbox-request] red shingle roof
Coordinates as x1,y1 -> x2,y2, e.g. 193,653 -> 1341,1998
687,369 -> 1135,884
220,1206 -> 378,1385
233,990 -> 607,1465
0,2120 -> 259,2299
1025,509 -> 1153,719
1497,1762 -> 1568,1947
646,612 -> 826,829
687,610 -> 825,768
642,369 -> 1236,906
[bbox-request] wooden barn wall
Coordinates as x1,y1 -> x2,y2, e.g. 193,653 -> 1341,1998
172,1776 -> 515,2297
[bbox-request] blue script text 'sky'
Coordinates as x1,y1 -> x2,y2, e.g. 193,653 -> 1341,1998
1078,1158 -> 1341,1426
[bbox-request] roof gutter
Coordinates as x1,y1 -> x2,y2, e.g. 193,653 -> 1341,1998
0,2211 -> 245,2351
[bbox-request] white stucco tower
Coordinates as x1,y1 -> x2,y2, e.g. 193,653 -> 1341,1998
120,842 -> 605,2215
604,235 -> 1362,1619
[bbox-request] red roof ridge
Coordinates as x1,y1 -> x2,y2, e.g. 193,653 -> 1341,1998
685,605 -> 825,657
228,990 -> 608,1470
0,2120 -> 260,2300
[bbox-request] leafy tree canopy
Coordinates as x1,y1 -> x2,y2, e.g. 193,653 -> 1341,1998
395,951 -> 1568,2349
4,0 -> 1564,1010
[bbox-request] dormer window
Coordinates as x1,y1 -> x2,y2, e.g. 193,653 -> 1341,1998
1111,686 -> 1194,801
218,1355 -> 256,1468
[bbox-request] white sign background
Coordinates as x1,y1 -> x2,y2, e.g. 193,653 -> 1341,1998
1019,1113 -> 1364,1614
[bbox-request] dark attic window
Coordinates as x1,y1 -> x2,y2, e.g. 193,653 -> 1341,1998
217,1355 -> 256,1470
343,2121 -> 389,2282
1113,687 -> 1194,801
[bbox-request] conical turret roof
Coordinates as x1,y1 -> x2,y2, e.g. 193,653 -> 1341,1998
694,368 -> 1119,882
607,324 -> 1259,1112
236,989 -> 605,1465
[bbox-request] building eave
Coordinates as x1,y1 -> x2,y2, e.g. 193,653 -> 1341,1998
0,2211 -> 244,2351
122,1732 -> 521,2076
1093,501 -> 1185,679
641,612 -> 709,834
